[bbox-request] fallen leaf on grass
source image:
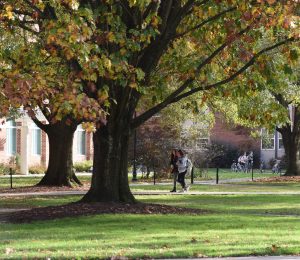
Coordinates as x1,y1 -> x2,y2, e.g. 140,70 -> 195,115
5,248 -> 14,255
190,237 -> 198,243
193,252 -> 207,257
272,244 -> 279,252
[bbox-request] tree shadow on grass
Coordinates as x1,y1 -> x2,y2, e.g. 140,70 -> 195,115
7,202 -> 210,223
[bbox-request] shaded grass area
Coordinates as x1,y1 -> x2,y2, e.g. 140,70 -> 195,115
1,194 -> 300,258
2,194 -> 300,216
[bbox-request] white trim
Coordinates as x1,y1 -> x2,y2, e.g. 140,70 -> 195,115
278,132 -> 284,150
76,125 -> 86,155
31,128 -> 41,155
6,120 -> 17,155
261,129 -> 275,150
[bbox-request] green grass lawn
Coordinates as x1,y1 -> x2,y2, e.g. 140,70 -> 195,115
1,193 -> 300,258
0,175 -> 92,189
131,182 -> 300,193
0,168 -> 278,189
192,168 -> 278,180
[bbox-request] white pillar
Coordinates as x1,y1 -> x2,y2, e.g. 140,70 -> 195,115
20,123 -> 30,175
289,104 -> 295,132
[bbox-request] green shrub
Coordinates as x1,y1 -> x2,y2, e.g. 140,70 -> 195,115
0,163 -> 11,175
74,160 -> 93,172
29,165 -> 46,174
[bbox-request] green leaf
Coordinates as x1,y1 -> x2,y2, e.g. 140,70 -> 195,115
290,49 -> 299,61
283,64 -> 293,75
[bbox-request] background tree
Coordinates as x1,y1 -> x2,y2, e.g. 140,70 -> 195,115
129,100 -> 213,178
0,22 -> 101,186
228,56 -> 300,175
0,0 -> 298,202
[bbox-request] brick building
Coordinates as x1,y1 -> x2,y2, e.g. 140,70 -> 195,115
0,112 -> 284,174
209,115 -> 284,167
0,114 -> 93,174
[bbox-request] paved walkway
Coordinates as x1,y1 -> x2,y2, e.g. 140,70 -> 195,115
2,190 -> 300,197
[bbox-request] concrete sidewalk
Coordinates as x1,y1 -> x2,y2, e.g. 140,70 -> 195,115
2,190 -> 300,197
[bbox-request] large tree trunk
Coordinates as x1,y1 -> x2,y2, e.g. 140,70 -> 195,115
280,127 -> 300,176
37,120 -> 81,187
278,107 -> 300,176
81,122 -> 135,203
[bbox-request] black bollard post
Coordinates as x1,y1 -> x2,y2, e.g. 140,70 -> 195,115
251,166 -> 254,181
10,167 -> 13,189
153,168 -> 156,185
216,168 -> 219,184
191,166 -> 194,184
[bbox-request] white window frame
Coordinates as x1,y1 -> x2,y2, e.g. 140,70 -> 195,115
261,129 -> 275,150
31,124 -> 41,155
196,137 -> 209,150
6,120 -> 17,155
278,132 -> 284,150
77,125 -> 86,155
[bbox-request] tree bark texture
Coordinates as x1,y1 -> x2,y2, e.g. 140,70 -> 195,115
82,123 -> 135,203
278,108 -> 300,176
37,120 -> 81,186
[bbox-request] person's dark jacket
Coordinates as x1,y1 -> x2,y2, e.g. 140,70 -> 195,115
170,154 -> 178,174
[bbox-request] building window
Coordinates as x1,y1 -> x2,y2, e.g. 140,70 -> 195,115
77,125 -> 86,155
261,129 -> 275,150
278,132 -> 284,150
196,138 -> 209,149
6,120 -> 17,155
32,124 -> 41,155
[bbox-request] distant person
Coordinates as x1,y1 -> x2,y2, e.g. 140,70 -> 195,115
176,149 -> 190,192
238,152 -> 247,172
169,149 -> 179,192
260,160 -> 265,173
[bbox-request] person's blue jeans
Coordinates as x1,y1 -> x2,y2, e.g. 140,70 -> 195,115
177,171 -> 187,188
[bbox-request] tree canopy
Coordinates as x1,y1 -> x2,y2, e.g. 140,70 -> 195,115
0,0 -> 299,202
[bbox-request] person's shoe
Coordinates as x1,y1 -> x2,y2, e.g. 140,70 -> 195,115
170,189 -> 176,192
185,185 -> 190,192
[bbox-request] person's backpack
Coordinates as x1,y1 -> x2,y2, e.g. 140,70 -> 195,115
186,159 -> 193,176
177,157 -> 187,173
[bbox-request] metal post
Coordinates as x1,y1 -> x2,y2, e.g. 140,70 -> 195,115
191,166 -> 194,184
216,168 -> 219,184
10,167 -> 13,189
274,130 -> 278,160
132,112 -> 137,182
153,168 -> 156,185
251,166 -> 254,181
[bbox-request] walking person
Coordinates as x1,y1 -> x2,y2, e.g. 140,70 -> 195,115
169,149 -> 179,192
176,149 -> 190,192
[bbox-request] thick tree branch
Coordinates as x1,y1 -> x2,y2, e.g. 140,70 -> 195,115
172,37 -> 297,102
23,0 -> 43,15
132,26 -> 251,128
271,92 -> 290,107
13,20 -> 39,35
143,1 -> 159,20
30,113 -> 49,132
132,37 -> 296,129
158,0 -> 175,33
175,7 -> 236,39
